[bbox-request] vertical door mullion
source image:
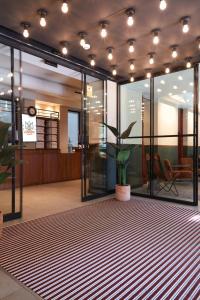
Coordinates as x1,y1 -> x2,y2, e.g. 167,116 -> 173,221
193,65 -> 198,205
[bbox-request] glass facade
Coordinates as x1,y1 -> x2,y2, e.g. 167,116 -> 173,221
120,68 -> 198,205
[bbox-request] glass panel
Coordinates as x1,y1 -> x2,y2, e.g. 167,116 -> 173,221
154,69 -> 194,136
0,44 -> 12,215
83,76 -> 108,198
153,136 -> 193,202
120,79 -> 150,137
124,138 -> 150,196
68,111 -> 79,149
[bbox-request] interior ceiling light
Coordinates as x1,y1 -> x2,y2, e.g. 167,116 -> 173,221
159,0 -> 167,11
146,69 -> 152,79
128,39 -> 135,53
125,8 -> 135,27
60,41 -> 69,55
129,60 -> 135,71
37,9 -> 47,27
196,37 -> 200,49
130,73 -> 135,82
89,54 -> 96,67
61,0 -> 69,14
112,65 -> 117,76
79,32 -> 86,47
181,16 -> 190,33
99,21 -> 108,38
148,53 -> 155,65
152,29 -> 160,45
21,22 -> 31,38
171,45 -> 178,58
186,57 -> 192,68
164,64 -> 170,74
107,47 -> 113,60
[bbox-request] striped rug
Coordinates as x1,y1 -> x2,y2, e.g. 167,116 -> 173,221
0,199 -> 200,300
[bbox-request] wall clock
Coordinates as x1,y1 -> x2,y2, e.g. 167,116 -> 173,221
27,106 -> 37,117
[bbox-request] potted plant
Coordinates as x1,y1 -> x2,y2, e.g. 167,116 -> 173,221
103,121 -> 136,201
0,121 -> 19,234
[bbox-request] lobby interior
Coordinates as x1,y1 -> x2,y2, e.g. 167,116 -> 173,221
0,0 -> 200,300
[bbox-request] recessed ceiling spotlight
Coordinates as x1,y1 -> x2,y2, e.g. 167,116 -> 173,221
112,65 -> 117,76
180,16 -> 190,34
83,43 -> 91,50
160,80 -> 165,84
185,57 -> 192,68
189,82 -> 194,86
173,85 -> 178,90
99,21 -> 108,38
171,45 -> 178,58
107,47 -> 113,60
144,83 -> 149,88
148,52 -> 155,65
182,90 -> 187,94
21,22 -> 31,38
157,88 -> 162,92
0,77 -> 3,82
152,29 -> 160,45
159,0 -> 167,10
129,73 -> 135,82
129,59 -> 135,71
125,8 -> 135,26
37,9 -> 48,27
60,41 -> 69,55
61,0 -> 69,14
79,32 -> 86,47
164,64 -> 170,74
146,69 -> 152,79
168,92 -> 173,96
178,75 -> 183,80
89,54 -> 96,67
128,39 -> 135,53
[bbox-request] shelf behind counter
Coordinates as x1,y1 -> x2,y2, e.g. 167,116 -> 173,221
17,149 -> 81,187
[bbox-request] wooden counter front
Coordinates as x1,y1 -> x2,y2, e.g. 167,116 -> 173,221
19,149 -> 81,187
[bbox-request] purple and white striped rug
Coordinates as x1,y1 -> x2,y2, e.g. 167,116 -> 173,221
0,199 -> 200,300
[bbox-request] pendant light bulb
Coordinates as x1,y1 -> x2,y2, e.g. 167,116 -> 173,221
38,9 -> 47,27
146,69 -> 152,79
186,57 -> 192,69
89,55 -> 96,67
152,29 -> 160,45
171,46 -> 178,58
149,53 -> 155,65
126,8 -> 135,27
40,16 -> 46,27
129,60 -> 135,71
60,41 -> 69,55
112,66 -> 117,76
107,47 -> 113,60
130,73 -> 135,82
181,17 -> 190,33
21,22 -> 31,38
165,65 -> 170,74
159,0 -> 167,11
61,1 -> 69,14
128,39 -> 135,53
100,22 -> 108,38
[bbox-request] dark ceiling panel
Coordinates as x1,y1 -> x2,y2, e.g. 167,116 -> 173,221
0,0 -> 199,80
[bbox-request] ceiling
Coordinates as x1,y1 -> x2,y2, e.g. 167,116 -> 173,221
0,0 -> 200,81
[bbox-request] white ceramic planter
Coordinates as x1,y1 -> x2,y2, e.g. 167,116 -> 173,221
115,184 -> 131,201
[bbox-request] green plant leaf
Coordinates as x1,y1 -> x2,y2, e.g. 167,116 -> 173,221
0,172 -> 11,184
0,121 -> 10,147
120,121 -> 136,139
117,149 -> 131,163
102,122 -> 119,138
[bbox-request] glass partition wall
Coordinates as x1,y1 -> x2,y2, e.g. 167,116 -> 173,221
120,68 -> 198,205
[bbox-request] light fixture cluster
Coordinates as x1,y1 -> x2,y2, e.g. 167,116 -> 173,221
19,1 -> 198,81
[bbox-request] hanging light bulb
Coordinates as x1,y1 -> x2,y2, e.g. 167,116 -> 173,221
99,21 -> 108,38
125,8 -> 135,27
181,16 -> 190,33
152,29 -> 160,45
186,57 -> 192,68
128,39 -> 135,53
79,32 -> 86,47
149,53 -> 155,65
60,41 -> 69,55
37,9 -> 47,27
89,55 -> 96,67
159,0 -> 167,10
107,47 -> 113,61
196,37 -> 200,50
112,65 -> 117,76
164,64 -> 170,74
61,0 -> 69,14
146,69 -> 152,79
21,22 -> 31,38
129,60 -> 135,71
171,45 -> 178,58
130,73 -> 135,82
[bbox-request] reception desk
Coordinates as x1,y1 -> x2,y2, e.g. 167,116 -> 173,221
19,149 -> 81,186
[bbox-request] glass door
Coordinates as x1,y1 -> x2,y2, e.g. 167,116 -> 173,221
82,74 -> 108,200
0,44 -> 23,221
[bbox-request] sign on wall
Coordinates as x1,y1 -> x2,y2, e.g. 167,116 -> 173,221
22,114 -> 37,142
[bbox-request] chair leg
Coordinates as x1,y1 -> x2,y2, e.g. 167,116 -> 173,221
157,178 -> 179,196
